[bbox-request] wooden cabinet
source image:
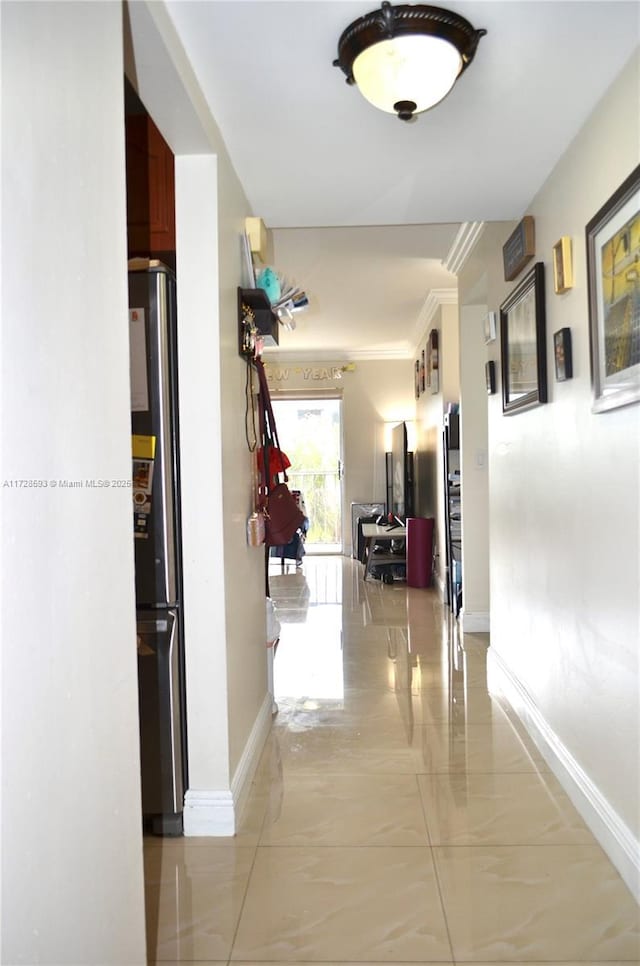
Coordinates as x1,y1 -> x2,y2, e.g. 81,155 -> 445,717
125,115 -> 175,257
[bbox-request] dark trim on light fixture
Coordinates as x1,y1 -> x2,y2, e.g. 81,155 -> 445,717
394,99 -> 418,122
333,1 -> 486,121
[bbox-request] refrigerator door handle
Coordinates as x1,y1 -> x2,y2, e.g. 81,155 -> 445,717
165,608 -> 182,813
155,275 -> 177,604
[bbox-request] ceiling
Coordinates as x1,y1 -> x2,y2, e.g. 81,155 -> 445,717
165,1 -> 639,359
267,224 -> 459,358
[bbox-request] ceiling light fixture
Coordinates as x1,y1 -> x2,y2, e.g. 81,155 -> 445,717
333,1 -> 486,122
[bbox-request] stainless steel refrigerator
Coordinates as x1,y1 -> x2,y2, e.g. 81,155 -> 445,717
129,264 -> 187,836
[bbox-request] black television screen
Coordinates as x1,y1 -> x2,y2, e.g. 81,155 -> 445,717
391,422 -> 413,521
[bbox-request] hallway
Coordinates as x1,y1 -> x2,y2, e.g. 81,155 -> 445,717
144,556 -> 640,964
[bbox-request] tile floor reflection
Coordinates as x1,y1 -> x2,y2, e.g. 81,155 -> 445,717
144,555 -> 640,964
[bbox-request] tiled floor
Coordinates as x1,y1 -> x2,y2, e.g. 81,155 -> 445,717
144,555 -> 640,964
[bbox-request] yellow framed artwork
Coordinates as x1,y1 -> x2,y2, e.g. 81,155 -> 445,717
552,236 -> 573,294
586,165 -> 640,413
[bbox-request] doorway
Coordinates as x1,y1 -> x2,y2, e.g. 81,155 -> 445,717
271,396 -> 343,553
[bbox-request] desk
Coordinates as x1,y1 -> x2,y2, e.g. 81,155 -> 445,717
361,523 -> 407,581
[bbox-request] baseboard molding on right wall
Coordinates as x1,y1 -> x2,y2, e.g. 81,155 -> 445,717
488,647 -> 640,903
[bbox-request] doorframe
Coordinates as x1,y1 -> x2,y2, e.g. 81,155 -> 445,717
126,0 -> 241,837
271,389 -> 345,553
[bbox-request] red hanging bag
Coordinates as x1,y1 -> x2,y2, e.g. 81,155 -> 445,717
255,359 -> 305,547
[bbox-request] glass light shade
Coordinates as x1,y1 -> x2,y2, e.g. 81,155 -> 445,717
352,33 -> 462,114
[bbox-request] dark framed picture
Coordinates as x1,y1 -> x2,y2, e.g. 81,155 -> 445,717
420,349 -> 426,391
499,262 -> 547,414
502,215 -> 535,281
485,360 -> 496,394
554,328 -> 573,381
428,328 -> 439,393
586,164 -> 640,413
415,359 -> 420,398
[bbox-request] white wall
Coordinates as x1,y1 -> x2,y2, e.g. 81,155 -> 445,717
264,359 -> 413,553
175,156 -> 232,796
414,303 -> 459,589
484,52 -> 640,896
217,163 -> 273,781
1,3 -> 146,962
457,222 -> 515,625
458,304 -> 490,631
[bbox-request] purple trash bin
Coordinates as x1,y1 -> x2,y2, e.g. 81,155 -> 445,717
406,517 -> 434,588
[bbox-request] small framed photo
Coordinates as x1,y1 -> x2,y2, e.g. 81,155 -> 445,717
420,349 -> 426,391
553,328 -> 573,381
552,237 -> 573,294
485,360 -> 496,394
500,262 -> 548,415
415,359 -> 420,398
586,164 -> 640,413
483,311 -> 497,344
428,328 -> 439,393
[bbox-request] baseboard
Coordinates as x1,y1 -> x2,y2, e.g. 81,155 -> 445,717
183,691 -> 272,837
231,690 -> 273,822
183,788 -> 235,836
488,648 -> 640,903
460,610 -> 490,633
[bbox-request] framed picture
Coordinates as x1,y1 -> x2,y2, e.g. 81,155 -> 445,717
485,360 -> 496,394
415,359 -> 420,398
428,329 -> 439,393
502,215 -> 535,281
554,328 -> 573,381
483,311 -> 497,344
420,350 -> 426,391
552,237 -> 573,294
586,164 -> 640,413
499,262 -> 547,414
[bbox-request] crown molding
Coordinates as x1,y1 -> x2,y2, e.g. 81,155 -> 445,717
263,346 -> 412,363
444,220 -> 485,275
413,287 -> 458,350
